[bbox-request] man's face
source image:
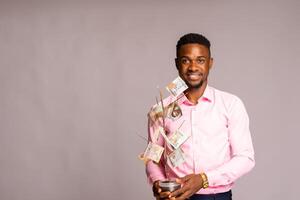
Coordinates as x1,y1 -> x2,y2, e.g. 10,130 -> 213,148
176,43 -> 213,89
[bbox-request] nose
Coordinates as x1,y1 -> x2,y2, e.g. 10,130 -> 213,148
188,60 -> 198,71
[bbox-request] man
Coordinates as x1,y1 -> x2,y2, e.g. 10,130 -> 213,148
146,33 -> 255,200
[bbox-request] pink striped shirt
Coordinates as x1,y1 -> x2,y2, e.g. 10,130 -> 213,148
146,85 -> 255,194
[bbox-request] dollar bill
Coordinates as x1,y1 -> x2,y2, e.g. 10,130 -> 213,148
143,142 -> 164,163
166,102 -> 182,121
168,148 -> 186,167
148,103 -> 164,123
168,130 -> 190,149
166,76 -> 188,97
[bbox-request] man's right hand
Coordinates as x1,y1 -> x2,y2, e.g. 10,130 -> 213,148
153,180 -> 171,200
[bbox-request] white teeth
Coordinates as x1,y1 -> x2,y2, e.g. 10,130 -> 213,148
187,73 -> 201,81
188,74 -> 199,78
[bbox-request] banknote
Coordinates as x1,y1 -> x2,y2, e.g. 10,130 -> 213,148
143,142 -> 164,163
148,103 -> 164,123
166,76 -> 188,97
168,148 -> 185,167
168,130 -> 190,149
166,102 -> 182,121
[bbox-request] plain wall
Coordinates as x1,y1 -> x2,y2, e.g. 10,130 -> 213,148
0,0 -> 299,199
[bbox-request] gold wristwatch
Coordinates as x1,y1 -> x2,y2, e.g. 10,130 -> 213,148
200,173 -> 209,189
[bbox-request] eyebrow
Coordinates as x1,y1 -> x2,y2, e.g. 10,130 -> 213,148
179,56 -> 207,59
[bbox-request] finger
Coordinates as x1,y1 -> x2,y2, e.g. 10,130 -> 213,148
169,188 -> 182,198
155,195 -> 166,200
159,191 -> 171,198
154,181 -> 160,189
153,181 -> 161,196
156,197 -> 169,200
176,190 -> 193,200
176,174 -> 193,184
169,185 -> 189,198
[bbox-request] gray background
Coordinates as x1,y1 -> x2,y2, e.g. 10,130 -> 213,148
0,0 -> 299,200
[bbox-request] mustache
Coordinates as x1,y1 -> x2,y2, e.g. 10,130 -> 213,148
186,71 -> 204,76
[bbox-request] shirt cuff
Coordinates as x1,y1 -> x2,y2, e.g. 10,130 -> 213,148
205,169 -> 231,187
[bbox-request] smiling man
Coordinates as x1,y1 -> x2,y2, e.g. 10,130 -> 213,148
146,33 -> 255,200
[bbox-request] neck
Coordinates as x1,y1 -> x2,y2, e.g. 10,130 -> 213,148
184,82 -> 207,105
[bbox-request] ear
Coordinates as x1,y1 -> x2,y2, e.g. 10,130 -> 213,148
175,58 -> 179,70
209,57 -> 214,70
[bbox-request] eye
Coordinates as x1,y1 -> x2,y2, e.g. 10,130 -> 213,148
180,58 -> 190,65
197,58 -> 205,64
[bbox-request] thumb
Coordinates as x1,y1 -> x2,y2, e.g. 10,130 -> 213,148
154,181 -> 159,187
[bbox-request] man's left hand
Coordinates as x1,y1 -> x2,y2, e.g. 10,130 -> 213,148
169,174 -> 203,200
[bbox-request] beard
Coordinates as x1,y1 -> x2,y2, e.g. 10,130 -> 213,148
186,79 -> 204,89
184,75 -> 207,89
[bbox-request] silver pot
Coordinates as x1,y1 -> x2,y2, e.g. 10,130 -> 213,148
159,180 -> 181,192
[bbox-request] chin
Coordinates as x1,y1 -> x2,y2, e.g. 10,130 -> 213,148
187,80 -> 203,89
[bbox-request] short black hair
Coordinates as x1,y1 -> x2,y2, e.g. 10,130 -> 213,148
176,33 -> 211,57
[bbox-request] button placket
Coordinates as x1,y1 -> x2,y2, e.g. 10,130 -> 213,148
191,106 -> 201,171
191,107 -> 198,172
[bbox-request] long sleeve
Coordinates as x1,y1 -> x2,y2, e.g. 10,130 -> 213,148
206,97 -> 255,187
145,116 -> 167,184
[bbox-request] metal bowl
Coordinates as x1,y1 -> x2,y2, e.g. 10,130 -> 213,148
159,180 -> 181,192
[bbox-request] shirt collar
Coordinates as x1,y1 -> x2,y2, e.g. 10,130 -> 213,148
201,85 -> 213,103
177,85 -> 213,106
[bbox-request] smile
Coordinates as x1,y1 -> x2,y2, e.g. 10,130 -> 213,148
187,73 -> 202,80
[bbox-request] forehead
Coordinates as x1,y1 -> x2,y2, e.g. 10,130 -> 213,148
177,43 -> 210,58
